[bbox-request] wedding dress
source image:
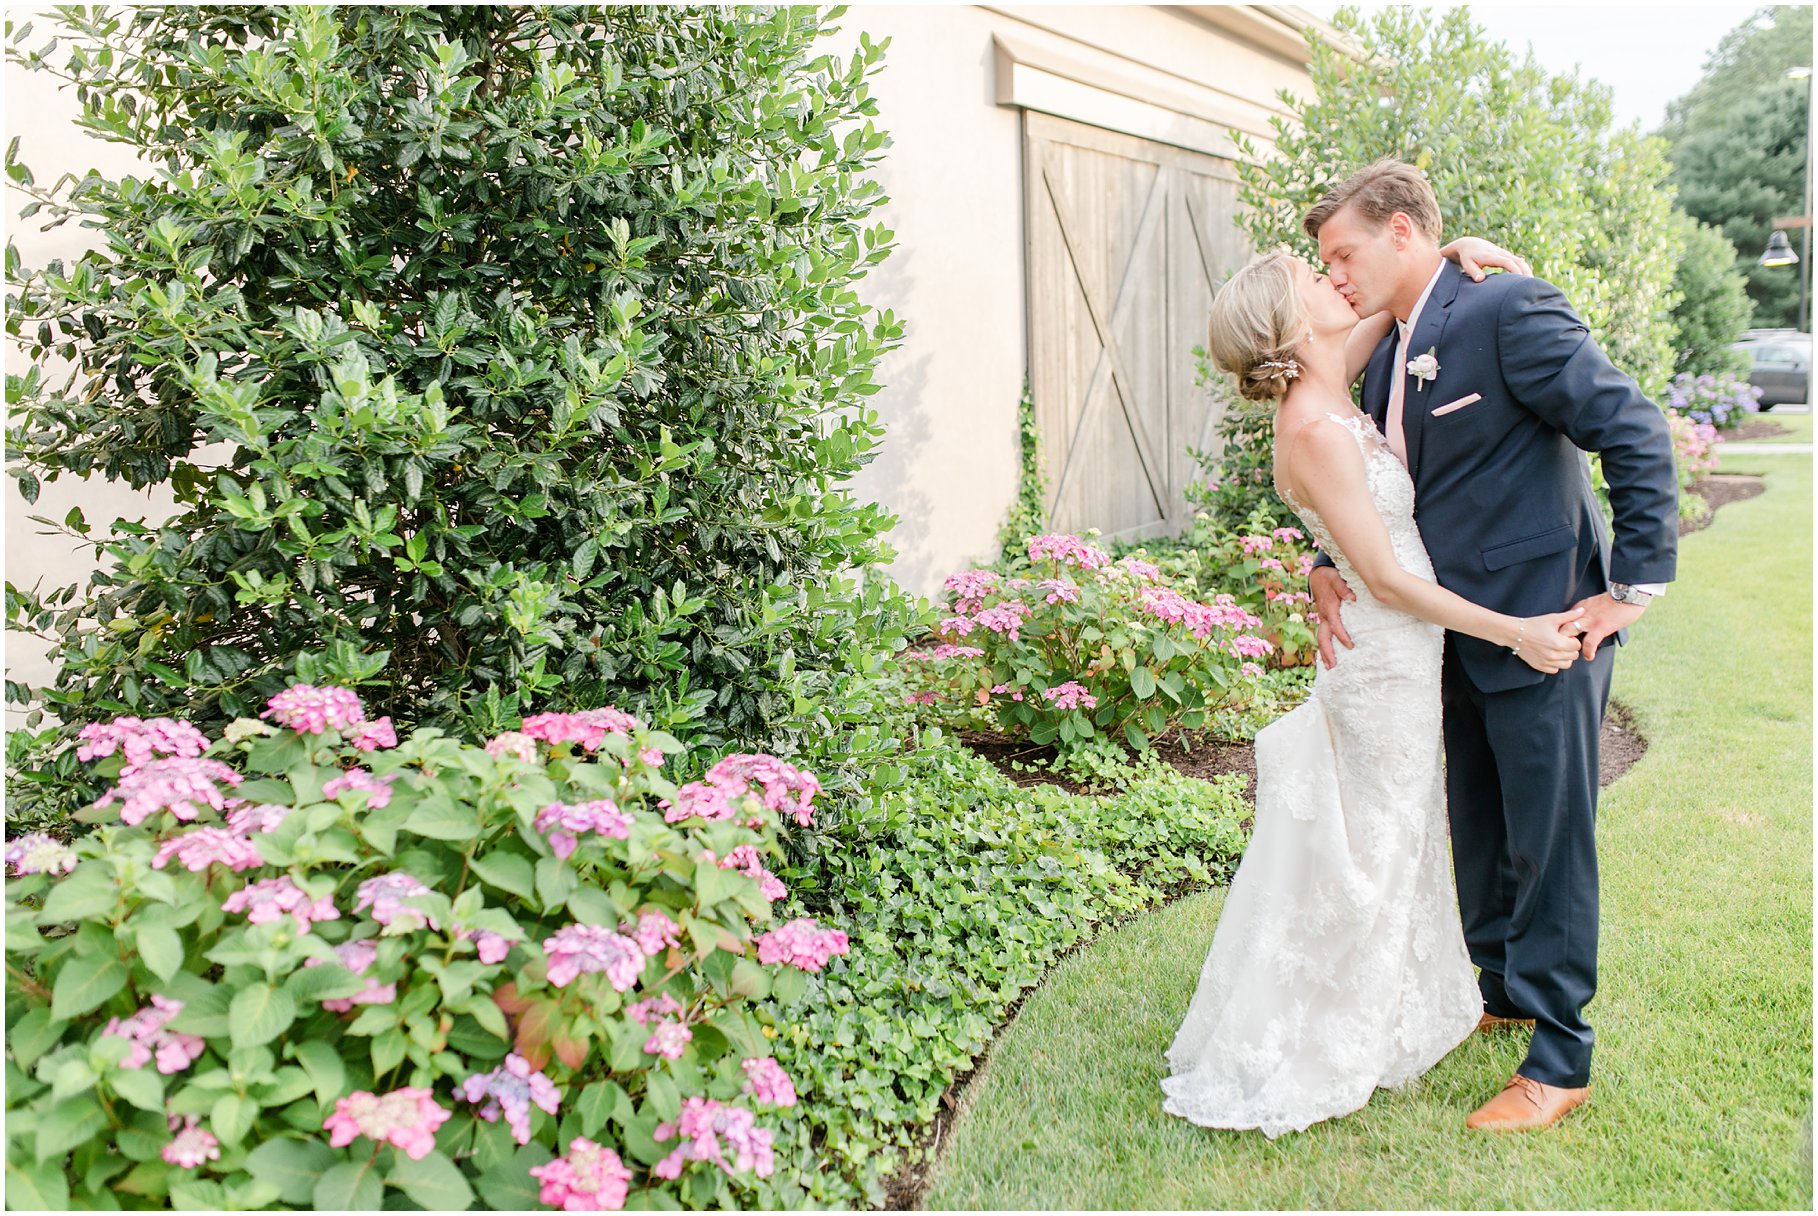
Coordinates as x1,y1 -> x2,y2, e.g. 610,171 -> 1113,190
1161,411 -> 1482,1138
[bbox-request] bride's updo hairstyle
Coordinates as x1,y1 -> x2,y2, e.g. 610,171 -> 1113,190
1207,249 -> 1307,403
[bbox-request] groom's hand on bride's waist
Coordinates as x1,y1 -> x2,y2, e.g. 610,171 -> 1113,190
1568,592 -> 1647,660
1311,566 -> 1357,668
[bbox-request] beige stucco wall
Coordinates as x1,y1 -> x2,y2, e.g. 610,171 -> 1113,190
5,30 -> 171,716
3,7 -> 1320,721
840,4 -> 1318,593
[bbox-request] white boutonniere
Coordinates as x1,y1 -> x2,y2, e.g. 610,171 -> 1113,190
1406,347 -> 1439,391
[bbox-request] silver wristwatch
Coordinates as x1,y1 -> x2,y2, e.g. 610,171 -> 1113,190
1609,583 -> 1653,606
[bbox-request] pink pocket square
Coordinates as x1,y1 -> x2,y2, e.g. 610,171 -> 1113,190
1432,393 -> 1482,416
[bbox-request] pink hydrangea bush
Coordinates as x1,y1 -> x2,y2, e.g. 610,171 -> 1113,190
1171,506 -> 1324,668
5,683 -> 837,1210
900,531 -> 1281,754
1667,412 -> 1723,522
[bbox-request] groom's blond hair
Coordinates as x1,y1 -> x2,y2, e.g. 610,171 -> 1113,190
1303,159 -> 1443,243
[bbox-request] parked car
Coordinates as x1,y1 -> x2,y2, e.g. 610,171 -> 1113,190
1729,330 -> 1810,409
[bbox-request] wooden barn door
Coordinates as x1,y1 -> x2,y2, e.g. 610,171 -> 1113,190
1024,111 -> 1250,542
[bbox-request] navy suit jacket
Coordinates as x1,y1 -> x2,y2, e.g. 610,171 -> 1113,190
1331,260 -> 1678,693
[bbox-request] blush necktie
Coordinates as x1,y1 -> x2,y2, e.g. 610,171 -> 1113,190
1386,323 -> 1410,467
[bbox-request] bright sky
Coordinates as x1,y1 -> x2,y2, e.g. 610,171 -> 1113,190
1302,2 -> 1765,132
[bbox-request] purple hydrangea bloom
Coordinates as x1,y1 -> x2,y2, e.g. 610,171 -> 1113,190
460,1052 -> 561,1145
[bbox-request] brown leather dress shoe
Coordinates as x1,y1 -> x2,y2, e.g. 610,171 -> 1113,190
1475,1012 -> 1537,1033
1466,1073 -> 1590,1131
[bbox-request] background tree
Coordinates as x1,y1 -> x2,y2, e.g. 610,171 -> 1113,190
1667,210 -> 1755,376
1201,5 -> 1682,522
5,5 -> 919,821
1660,4 -> 1812,330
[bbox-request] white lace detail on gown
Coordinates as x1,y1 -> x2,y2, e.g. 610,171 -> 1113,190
1160,411 -> 1481,1138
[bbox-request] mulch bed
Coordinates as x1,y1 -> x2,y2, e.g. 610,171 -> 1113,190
1728,417 -> 1791,441
963,702 -> 1642,805
879,470 -> 1763,1209
1681,473 -> 1765,536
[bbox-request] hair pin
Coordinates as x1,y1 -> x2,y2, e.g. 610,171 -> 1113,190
1256,359 -> 1302,380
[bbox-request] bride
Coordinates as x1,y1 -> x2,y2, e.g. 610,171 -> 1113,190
1159,246 -> 1585,1137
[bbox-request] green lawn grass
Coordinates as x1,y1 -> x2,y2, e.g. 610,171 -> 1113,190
922,457 -> 1812,1210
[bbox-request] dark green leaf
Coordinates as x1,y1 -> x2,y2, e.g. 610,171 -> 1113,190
245,1138 -> 338,1205
314,1158 -> 383,1211
387,1149 -> 474,1211
51,953 -> 128,1019
229,982 -> 297,1047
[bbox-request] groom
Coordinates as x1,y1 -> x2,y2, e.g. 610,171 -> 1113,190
1303,160 -> 1678,1131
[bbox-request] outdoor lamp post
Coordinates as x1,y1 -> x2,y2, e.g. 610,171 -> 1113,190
1761,65 -> 1813,332
1760,230 -> 1798,266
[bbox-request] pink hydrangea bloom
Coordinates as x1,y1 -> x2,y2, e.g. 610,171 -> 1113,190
1238,534 -> 1275,555
1272,526 -> 1305,543
972,600 -> 1031,643
354,872 -> 437,932
904,691 -> 937,706
1138,587 -> 1263,640
1039,578 -> 1080,605
535,799 -> 633,858
262,685 -> 367,735
1258,556 -> 1285,572
620,910 -> 682,957
1042,681 -> 1098,711
98,756 -> 243,827
460,1053 -> 560,1146
161,1117 -> 220,1169
346,716 -> 397,751
464,928 -> 518,964
741,1057 -> 797,1108
322,1088 -> 450,1161
223,876 -> 340,932
76,716 -> 207,776
485,731 -> 540,762
1298,554 -> 1316,577
152,826 -> 264,873
530,1137 -> 632,1211
306,938 -> 397,1012
942,568 -> 1001,615
519,707 -> 642,753
5,832 -> 77,876
935,614 -> 975,637
929,644 -> 986,660
1116,556 -> 1163,582
225,802 -> 293,835
323,767 -> 398,810
704,753 -> 821,828
638,746 -> 664,766
1227,634 -> 1276,660
1026,533 -> 1111,569
543,925 -> 645,991
103,995 -> 205,1075
626,993 -> 685,1026
1240,662 -> 1266,679
643,1019 -> 692,1060
753,917 -> 849,972
711,846 -> 786,901
658,780 -> 740,825
989,683 -> 1025,702
652,1097 -> 775,1180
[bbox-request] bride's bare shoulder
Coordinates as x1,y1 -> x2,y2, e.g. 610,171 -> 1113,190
1278,409 -> 1368,499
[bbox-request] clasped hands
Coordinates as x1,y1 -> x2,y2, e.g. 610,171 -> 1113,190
1310,567 -> 1644,673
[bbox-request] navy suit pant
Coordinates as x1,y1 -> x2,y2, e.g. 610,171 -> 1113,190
1441,639 -> 1614,1089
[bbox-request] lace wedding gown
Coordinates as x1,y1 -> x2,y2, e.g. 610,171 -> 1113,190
1160,411 -> 1482,1138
